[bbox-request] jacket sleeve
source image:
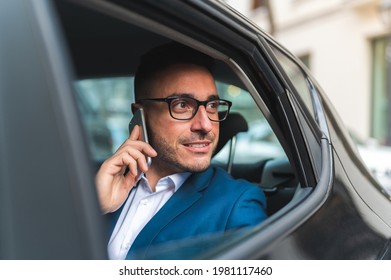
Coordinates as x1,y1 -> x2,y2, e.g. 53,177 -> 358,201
226,183 -> 268,230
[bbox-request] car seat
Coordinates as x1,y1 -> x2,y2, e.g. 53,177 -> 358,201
214,112 -> 248,174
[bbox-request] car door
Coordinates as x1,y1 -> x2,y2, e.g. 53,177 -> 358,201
0,0 -> 107,259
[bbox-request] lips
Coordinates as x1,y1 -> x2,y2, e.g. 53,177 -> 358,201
183,140 -> 212,153
185,142 -> 210,148
180,132 -> 215,153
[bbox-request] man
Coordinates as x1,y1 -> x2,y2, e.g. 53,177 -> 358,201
95,43 -> 267,259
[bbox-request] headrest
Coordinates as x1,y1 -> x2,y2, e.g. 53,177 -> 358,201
214,112 -> 248,155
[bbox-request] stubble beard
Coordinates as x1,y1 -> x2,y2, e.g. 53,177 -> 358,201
149,132 -> 216,174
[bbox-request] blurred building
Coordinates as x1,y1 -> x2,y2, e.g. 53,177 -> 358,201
225,0 -> 391,146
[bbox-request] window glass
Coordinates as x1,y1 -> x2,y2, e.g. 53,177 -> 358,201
371,37 -> 388,145
74,77 -> 134,161
298,54 -> 311,69
213,82 -> 285,164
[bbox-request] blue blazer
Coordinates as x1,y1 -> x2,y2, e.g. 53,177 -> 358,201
108,166 -> 267,259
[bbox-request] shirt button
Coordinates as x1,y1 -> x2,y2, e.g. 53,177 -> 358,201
141,199 -> 149,205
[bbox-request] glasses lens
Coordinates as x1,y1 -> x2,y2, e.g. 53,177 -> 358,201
169,97 -> 230,121
207,100 -> 230,121
169,97 -> 197,120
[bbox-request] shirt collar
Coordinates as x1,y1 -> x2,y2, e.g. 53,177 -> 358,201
169,172 -> 192,192
138,172 -> 191,192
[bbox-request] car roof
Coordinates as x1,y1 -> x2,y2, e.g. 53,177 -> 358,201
55,1 -> 245,89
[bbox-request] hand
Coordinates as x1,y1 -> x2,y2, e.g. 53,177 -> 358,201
95,125 -> 157,214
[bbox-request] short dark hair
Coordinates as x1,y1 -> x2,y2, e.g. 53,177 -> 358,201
134,42 -> 214,100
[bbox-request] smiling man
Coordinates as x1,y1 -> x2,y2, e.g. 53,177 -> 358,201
95,43 -> 267,259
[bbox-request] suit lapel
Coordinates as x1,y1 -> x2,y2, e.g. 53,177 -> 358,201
128,167 -> 214,257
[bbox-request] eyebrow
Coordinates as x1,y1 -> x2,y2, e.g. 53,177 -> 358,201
168,93 -> 220,100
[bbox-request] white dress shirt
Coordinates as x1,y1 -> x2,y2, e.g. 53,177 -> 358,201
107,172 -> 191,260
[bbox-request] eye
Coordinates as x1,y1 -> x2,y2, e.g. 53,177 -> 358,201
206,100 -> 219,111
171,98 -> 192,112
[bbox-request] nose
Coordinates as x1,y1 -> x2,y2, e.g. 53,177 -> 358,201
190,105 -> 214,133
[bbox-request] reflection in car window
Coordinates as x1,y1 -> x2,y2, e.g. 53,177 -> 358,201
272,47 -> 315,118
74,78 -> 285,165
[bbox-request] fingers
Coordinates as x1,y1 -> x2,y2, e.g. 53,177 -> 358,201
120,125 -> 157,162
95,148 -> 148,214
129,124 -> 141,141
95,126 -> 157,213
100,144 -> 154,180
97,133 -> 157,190
117,136 -> 156,165
115,147 -> 150,176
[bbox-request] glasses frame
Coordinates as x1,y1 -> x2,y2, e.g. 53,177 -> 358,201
136,96 -> 232,122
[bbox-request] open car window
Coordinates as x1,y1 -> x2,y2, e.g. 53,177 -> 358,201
58,0 -> 301,259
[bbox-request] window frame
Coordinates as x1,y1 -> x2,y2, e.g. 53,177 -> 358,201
55,0 -> 334,259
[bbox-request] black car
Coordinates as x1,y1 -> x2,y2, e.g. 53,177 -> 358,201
1,0 -> 390,260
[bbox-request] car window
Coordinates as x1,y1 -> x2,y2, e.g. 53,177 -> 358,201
74,77 -> 135,162
60,0 -> 299,259
213,83 -> 286,164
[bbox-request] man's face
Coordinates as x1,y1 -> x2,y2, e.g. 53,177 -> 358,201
144,63 -> 219,175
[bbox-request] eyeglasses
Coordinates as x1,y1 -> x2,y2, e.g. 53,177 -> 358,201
137,96 -> 232,122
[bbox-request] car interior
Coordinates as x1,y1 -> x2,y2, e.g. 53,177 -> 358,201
54,1 -> 300,218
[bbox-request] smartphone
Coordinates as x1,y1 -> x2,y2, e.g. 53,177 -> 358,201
128,108 -> 152,167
